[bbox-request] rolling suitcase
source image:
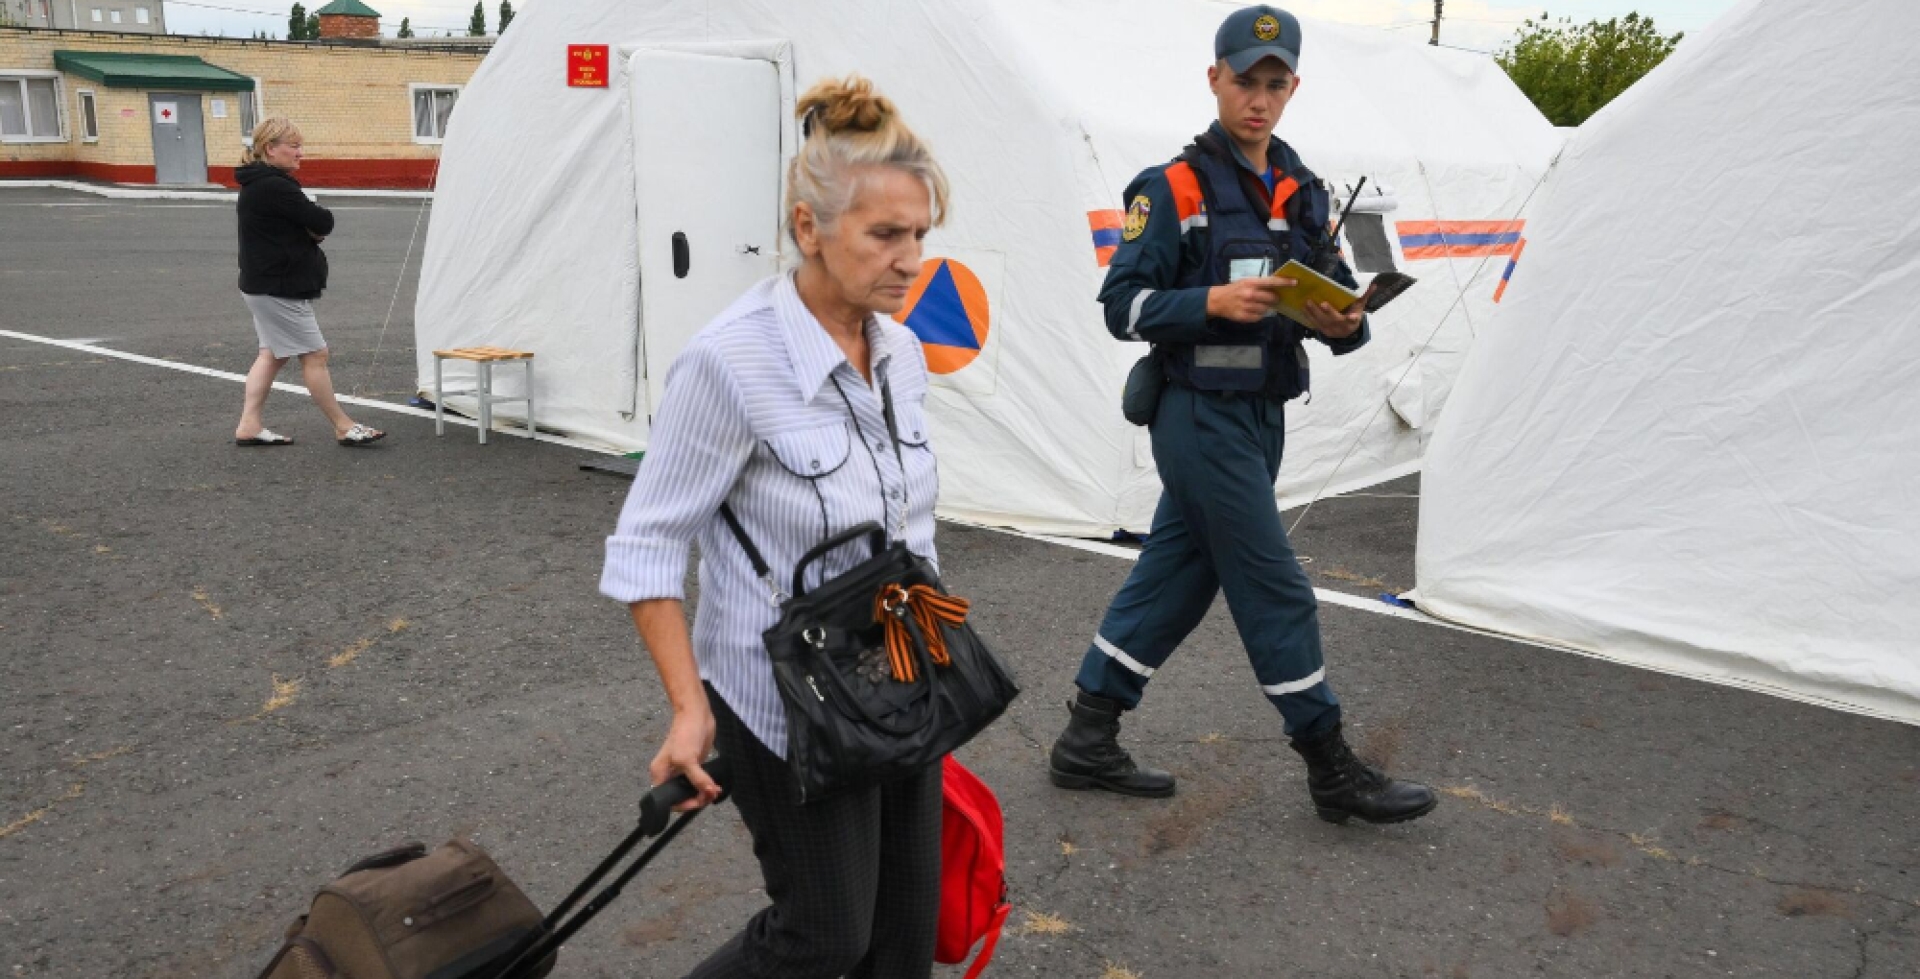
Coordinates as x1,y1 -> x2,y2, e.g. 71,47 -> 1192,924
257,757 -> 731,979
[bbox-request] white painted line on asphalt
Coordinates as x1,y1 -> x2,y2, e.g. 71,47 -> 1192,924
943,519 -> 1912,725
0,202 -> 403,211
0,329 -> 613,455
0,180 -> 234,201
942,517 -> 1435,623
7,324 -> 1909,725
0,180 -> 433,202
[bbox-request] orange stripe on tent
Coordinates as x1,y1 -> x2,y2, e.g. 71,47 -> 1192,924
1095,245 -> 1118,268
1396,220 -> 1526,236
1494,238 -> 1528,303
1088,209 -> 1123,231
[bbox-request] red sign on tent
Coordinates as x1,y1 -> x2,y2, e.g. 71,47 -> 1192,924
568,45 -> 610,88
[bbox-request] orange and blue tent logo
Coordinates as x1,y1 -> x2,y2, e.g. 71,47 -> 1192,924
893,258 -> 989,375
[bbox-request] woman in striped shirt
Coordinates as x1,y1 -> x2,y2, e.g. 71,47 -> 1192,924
600,76 -> 950,979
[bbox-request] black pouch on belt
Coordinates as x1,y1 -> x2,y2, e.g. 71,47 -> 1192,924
1121,350 -> 1167,426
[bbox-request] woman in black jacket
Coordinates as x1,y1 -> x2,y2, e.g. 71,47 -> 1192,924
232,117 -> 383,446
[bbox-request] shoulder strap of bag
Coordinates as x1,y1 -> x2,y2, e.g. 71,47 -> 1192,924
717,502 -> 787,605
963,903 -> 1012,979
721,357 -> 907,600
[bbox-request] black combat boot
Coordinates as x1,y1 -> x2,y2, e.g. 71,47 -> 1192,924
1289,722 -> 1438,825
1048,691 -> 1177,798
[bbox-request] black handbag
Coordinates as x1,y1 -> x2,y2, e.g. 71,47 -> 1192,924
717,380 -> 1019,803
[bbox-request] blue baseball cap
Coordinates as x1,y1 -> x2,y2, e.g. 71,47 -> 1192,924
1215,5 -> 1302,74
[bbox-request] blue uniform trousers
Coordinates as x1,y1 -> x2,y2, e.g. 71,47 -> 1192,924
1074,385 -> 1341,738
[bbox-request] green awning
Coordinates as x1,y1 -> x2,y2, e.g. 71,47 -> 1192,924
52,51 -> 255,93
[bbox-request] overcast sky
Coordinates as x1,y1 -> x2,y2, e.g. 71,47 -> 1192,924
163,0 -> 1744,50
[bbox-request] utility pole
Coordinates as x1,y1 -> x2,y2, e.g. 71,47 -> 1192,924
1431,0 -> 1443,46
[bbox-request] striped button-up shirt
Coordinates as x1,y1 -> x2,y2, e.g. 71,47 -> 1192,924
601,273 -> 941,757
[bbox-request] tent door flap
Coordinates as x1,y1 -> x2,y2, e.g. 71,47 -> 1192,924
630,49 -> 782,418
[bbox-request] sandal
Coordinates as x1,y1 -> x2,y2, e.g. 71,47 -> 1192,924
337,424 -> 387,447
235,430 -> 295,446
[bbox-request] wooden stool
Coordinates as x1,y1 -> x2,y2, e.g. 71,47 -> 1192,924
432,346 -> 535,444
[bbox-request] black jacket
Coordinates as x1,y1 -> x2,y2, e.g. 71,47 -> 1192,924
236,162 -> 333,298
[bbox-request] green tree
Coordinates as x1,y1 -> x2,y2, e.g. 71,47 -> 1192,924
498,1 -> 514,32
306,12 -> 320,38
397,16 -> 413,38
287,2 -> 307,40
468,1 -> 486,36
1496,12 -> 1683,127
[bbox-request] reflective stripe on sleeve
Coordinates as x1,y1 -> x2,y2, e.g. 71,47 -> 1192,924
1127,289 -> 1154,339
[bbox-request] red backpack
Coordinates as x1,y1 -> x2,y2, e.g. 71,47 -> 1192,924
937,757 -> 1011,979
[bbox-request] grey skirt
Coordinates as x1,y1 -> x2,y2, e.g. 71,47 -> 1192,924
243,293 -> 326,358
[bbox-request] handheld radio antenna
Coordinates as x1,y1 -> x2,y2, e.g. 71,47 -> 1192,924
1328,176 -> 1368,246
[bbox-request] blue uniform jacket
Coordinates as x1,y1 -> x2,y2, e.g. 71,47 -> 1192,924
1097,122 -> 1370,360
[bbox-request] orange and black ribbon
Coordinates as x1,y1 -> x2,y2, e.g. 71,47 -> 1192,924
874,583 -> 972,683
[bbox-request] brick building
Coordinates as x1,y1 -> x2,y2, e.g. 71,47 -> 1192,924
0,7 -> 489,188
0,0 -> 169,35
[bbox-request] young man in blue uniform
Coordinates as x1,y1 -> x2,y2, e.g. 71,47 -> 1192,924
1048,5 -> 1437,825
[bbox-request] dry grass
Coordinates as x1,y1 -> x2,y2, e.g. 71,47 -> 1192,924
0,783 -> 85,840
1547,805 -> 1576,827
1319,567 -> 1387,589
1059,839 -> 1079,856
387,618 -> 411,633
1776,888 -> 1850,918
1544,891 -> 1600,937
1101,963 -> 1142,979
1442,784 -> 1520,816
1626,833 -> 1678,862
1015,911 -> 1075,937
329,638 -> 375,669
238,675 -> 301,721
71,745 -> 134,768
1198,731 -> 1226,744
191,586 -> 224,621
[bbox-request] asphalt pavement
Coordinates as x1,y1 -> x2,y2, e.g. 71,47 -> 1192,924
3,187 -> 1916,979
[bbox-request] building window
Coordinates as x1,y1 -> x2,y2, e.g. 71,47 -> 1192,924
109,9 -> 121,23
411,86 -> 459,143
90,8 -> 102,22
135,6 -> 149,24
239,88 -> 257,142
77,90 -> 98,142
0,74 -> 64,142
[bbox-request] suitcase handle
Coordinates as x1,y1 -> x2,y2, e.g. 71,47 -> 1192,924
341,842 -> 428,876
639,755 -> 732,836
485,757 -> 733,979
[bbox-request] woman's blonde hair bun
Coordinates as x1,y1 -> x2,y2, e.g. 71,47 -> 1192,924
786,74 -> 949,246
797,75 -> 896,136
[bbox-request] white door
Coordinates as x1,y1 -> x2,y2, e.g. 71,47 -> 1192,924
630,50 -> 782,417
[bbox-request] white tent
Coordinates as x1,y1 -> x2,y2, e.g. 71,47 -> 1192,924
415,0 -> 1558,536
1416,0 -> 1920,723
